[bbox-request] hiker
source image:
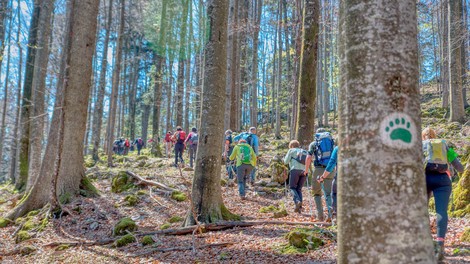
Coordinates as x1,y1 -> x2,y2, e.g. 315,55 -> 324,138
172,126 -> 186,167
113,139 -> 120,154
422,127 -> 464,261
304,128 -> 335,222
123,138 -> 130,155
229,138 -> 257,200
164,131 -> 173,158
318,145 -> 339,218
118,137 -> 125,155
224,130 -> 235,179
233,127 -> 259,184
185,127 -> 199,168
134,137 -> 144,155
283,140 -> 308,213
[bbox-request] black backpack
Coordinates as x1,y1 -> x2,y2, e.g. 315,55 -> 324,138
292,148 -> 308,165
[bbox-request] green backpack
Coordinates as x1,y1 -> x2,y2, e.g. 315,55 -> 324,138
238,144 -> 252,164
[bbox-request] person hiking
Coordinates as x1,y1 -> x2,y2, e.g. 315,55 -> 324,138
233,127 -> 259,184
172,126 -> 186,167
185,127 -> 199,168
164,131 -> 173,159
134,137 -> 144,155
229,138 -> 257,200
422,127 -> 464,261
113,139 -> 120,154
283,140 -> 308,213
224,129 -> 235,179
318,145 -> 339,218
304,128 -> 335,222
123,138 -> 130,155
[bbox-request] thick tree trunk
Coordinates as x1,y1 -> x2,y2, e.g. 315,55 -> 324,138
91,0 -> 113,162
448,0 -> 465,122
250,0 -> 262,128
184,0 -> 230,226
106,0 -> 125,166
337,0 -> 434,262
295,0 -> 319,148
175,0 -> 189,128
462,0 -> 468,108
229,0 -> 239,131
275,0 -> 282,139
27,0 -> 55,191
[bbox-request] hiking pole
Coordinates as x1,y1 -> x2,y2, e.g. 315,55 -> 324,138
305,170 -> 313,217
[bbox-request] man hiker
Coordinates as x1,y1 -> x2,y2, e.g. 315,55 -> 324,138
304,128 -> 335,222
172,126 -> 186,167
233,126 -> 259,184
224,129 -> 235,179
164,131 -> 173,158
134,137 -> 144,155
318,144 -> 339,218
123,138 -> 130,155
229,138 -> 257,200
185,127 -> 198,168
283,140 -> 308,213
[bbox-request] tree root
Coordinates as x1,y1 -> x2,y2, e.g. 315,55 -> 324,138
125,171 -> 177,192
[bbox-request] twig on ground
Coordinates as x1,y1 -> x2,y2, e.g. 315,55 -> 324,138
148,186 -> 164,206
126,171 -> 177,192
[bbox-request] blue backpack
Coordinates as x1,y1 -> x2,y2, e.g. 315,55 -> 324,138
233,132 -> 253,147
314,132 -> 334,166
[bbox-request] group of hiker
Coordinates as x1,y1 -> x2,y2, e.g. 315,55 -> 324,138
163,126 -> 199,168
112,137 -> 145,155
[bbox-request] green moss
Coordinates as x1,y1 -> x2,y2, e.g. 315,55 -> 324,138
452,152 -> 470,215
428,197 -> 436,213
461,228 -> 470,242
218,252 -> 231,260
269,158 -> 289,184
56,244 -> 70,251
59,192 -> 73,204
115,234 -> 136,247
113,217 -> 137,236
136,155 -> 149,161
171,191 -> 187,202
220,204 -> 241,221
84,156 -> 95,168
160,223 -> 170,230
273,203 -> 288,218
20,245 -> 36,255
141,235 -> 154,246
259,205 -> 278,213
0,217 -> 12,228
80,177 -> 100,197
22,220 -> 35,231
124,195 -> 138,206
26,210 -> 40,217
111,171 -> 135,193
220,178 -> 228,186
277,244 -> 308,254
136,190 -> 147,196
286,228 -> 324,250
452,248 -> 470,256
168,216 -> 183,223
16,231 -> 31,243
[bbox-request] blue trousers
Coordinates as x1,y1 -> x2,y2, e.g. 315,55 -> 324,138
426,173 -> 452,240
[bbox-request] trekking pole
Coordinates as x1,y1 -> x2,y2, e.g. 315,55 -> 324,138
305,170 -> 313,217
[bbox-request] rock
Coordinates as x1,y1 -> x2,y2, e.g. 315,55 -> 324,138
112,217 -> 137,236
266,182 -> 280,187
90,222 -> 99,231
114,234 -> 136,247
111,171 -> 135,193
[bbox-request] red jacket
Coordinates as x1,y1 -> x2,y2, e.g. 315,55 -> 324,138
164,133 -> 172,143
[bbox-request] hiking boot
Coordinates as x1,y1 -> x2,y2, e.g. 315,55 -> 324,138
240,196 -> 246,201
435,243 -> 445,261
294,201 -> 302,213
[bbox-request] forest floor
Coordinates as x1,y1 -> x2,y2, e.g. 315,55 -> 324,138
0,87 -> 470,264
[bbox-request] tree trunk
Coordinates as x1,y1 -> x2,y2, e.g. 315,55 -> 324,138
229,0 -> 239,131
91,0 -> 112,162
250,0 -> 262,128
461,0 -> 468,108
337,0 -> 435,262
441,1 -> 449,108
6,0 -> 99,219
448,0 -> 465,122
184,0 -> 230,226
27,0 -> 55,191
295,0 -> 319,148
106,0 -> 125,166
275,0 -> 282,138
175,0 -> 189,128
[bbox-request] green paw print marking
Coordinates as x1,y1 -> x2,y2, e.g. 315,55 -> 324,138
385,117 -> 412,143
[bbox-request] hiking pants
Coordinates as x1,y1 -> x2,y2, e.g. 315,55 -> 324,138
332,174 -> 337,215
174,143 -> 184,166
236,164 -> 253,197
289,169 -> 306,204
226,160 -> 236,179
165,142 -> 172,158
426,173 -> 452,240
189,144 -> 197,167
312,166 -> 333,220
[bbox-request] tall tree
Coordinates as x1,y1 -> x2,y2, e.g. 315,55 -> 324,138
91,0 -> 113,162
337,0 -> 435,262
27,0 -> 55,191
6,0 -> 100,219
229,0 -> 239,130
275,0 -> 282,138
106,0 -> 125,166
448,0 -> 465,122
295,0 -> 319,147
176,0 -> 189,127
184,0 -> 232,226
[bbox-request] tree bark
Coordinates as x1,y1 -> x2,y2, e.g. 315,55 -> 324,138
175,0 -> 189,128
229,0 -> 239,131
448,0 -> 465,122
106,0 -> 125,166
337,0 -> 434,262
275,0 -> 282,138
184,0 -> 230,226
295,0 -> 319,148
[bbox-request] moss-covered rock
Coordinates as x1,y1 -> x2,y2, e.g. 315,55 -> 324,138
0,217 -> 12,228
111,171 -> 135,193
171,191 -> 187,202
136,155 -> 149,161
115,234 -> 136,247
124,195 -> 138,206
451,148 -> 470,216
461,228 -> 470,243
168,216 -> 183,223
286,228 -> 324,250
259,205 -> 278,213
269,156 -> 289,184
160,223 -> 170,230
22,220 -> 35,231
16,231 -> 31,243
113,217 -> 137,236
141,235 -> 154,246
